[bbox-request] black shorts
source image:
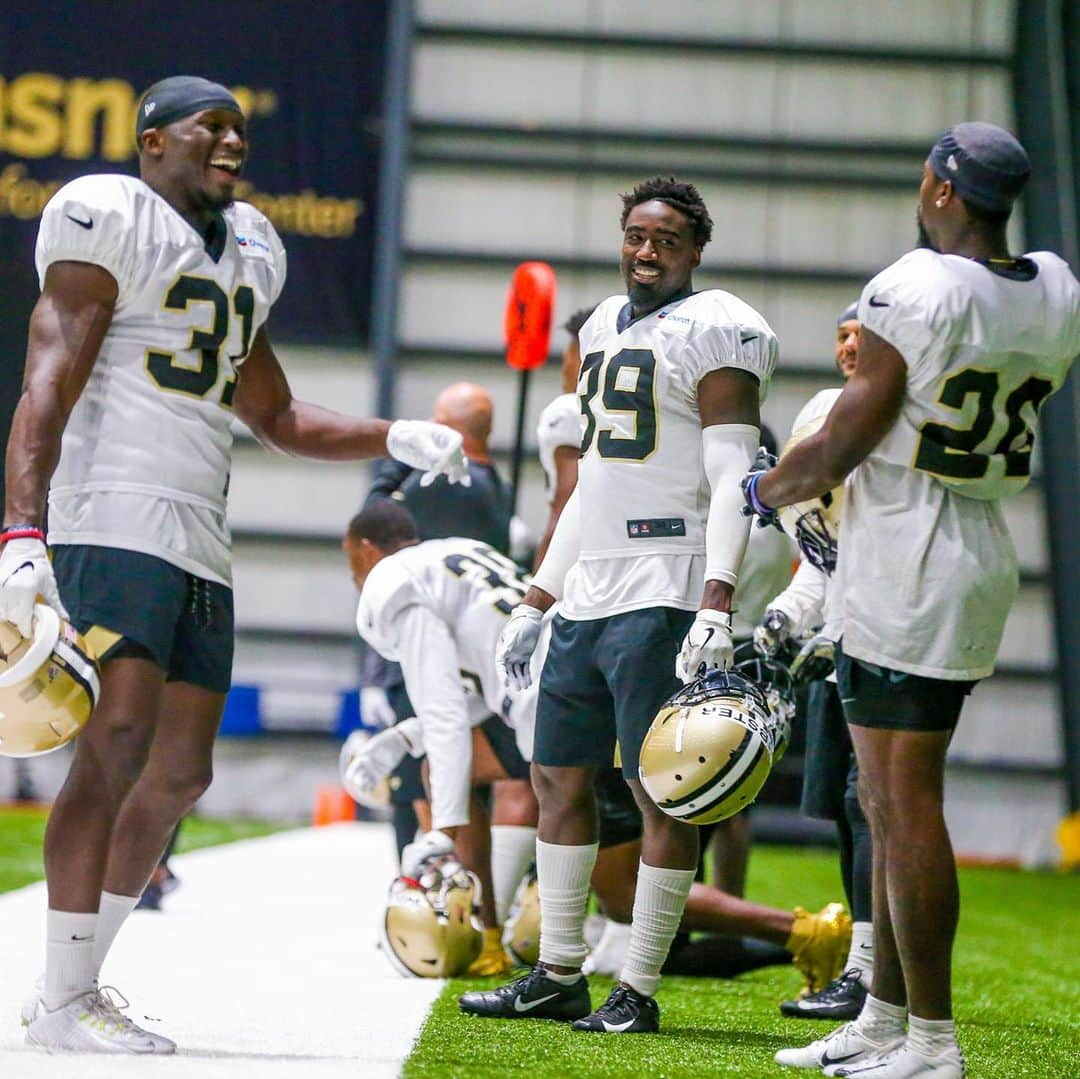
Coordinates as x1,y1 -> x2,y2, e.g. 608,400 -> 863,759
801,679 -> 857,822
53,544 -> 234,694
533,607 -> 694,777
836,643 -> 976,733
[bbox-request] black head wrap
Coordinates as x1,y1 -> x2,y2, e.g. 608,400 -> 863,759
136,76 -> 241,142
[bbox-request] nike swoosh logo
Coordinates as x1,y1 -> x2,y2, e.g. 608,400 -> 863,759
868,295 -> 889,307
601,1017 -> 637,1032
513,992 -> 559,1012
66,214 -> 93,230
820,1049 -> 864,1066
71,934 -> 94,941
700,628 -> 715,647
740,332 -> 758,343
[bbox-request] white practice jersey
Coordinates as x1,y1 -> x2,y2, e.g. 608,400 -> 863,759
536,392 -> 583,503
37,174 -> 287,585
562,290 -> 777,619
833,248 -> 1080,679
355,538 -> 545,829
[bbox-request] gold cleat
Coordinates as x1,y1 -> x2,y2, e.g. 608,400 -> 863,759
466,928 -> 515,977
786,901 -> 852,994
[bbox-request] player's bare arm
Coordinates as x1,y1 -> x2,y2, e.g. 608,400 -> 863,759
234,327 -> 468,483
233,327 -> 392,459
756,327 -> 906,510
4,261 -> 118,525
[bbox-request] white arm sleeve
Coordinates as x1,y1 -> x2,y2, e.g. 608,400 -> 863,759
530,485 -> 581,599
703,423 -> 759,586
395,605 -> 472,831
767,557 -> 828,636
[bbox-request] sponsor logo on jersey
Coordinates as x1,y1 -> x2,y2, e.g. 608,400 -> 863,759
657,309 -> 692,324
236,234 -> 271,253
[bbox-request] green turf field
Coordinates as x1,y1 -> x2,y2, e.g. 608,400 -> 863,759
404,847 -> 1080,1079
0,806 -> 286,894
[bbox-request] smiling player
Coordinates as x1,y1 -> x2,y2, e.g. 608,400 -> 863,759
1,75 -> 467,1054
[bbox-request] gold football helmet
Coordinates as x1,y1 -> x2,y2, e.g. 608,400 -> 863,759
778,405 -> 844,574
0,605 -> 100,758
380,860 -> 483,977
502,867 -> 540,967
638,669 -> 786,825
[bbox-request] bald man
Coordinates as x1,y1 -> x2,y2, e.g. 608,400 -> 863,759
368,382 -> 511,552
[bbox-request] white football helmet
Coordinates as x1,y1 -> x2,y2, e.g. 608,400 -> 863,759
0,605 -> 100,758
338,729 -> 392,810
638,668 -> 787,825
502,866 -> 540,967
380,859 -> 483,978
778,396 -> 844,574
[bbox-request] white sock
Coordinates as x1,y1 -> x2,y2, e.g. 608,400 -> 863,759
490,826 -> 537,926
845,920 -> 874,984
44,910 -> 98,1010
908,1014 -> 958,1056
93,891 -> 140,979
536,839 -> 597,970
855,993 -> 907,1039
619,861 -> 695,998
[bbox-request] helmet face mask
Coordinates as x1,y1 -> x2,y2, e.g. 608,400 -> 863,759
381,860 -> 483,977
639,664 -> 790,825
778,411 -> 843,574
0,606 -> 100,759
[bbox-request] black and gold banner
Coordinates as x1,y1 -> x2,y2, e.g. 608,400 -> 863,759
0,1 -> 388,356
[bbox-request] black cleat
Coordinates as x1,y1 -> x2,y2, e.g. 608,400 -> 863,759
779,967 -> 868,1020
459,966 -> 591,1021
571,984 -> 659,1034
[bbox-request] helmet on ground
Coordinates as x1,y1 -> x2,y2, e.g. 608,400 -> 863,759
380,860 -> 483,977
779,390 -> 844,574
502,866 -> 540,966
638,668 -> 785,825
732,640 -> 795,762
0,605 -> 100,758
338,729 -> 392,810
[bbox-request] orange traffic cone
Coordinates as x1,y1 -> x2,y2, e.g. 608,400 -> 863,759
313,784 -> 355,826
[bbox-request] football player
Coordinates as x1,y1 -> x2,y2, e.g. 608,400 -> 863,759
746,123 -> 1080,1077
342,501 -> 540,975
533,306 -> 594,567
460,176 -> 777,1034
756,306 -> 876,1023
0,76 -> 467,1055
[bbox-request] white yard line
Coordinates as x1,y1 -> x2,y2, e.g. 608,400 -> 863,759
0,822 -> 442,1078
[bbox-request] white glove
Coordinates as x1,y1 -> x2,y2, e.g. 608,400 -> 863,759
360,685 -> 397,729
340,719 -> 423,803
496,604 -> 544,692
386,419 -> 470,487
401,829 -> 455,880
0,538 -> 68,637
753,609 -> 791,658
676,609 -> 734,683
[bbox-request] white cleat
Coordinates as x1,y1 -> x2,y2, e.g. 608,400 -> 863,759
775,1020 -> 905,1070
19,975 -> 45,1027
582,919 -> 632,976
825,1042 -> 966,1077
25,987 -> 176,1055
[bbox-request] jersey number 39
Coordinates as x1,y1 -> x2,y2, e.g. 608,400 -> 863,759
579,348 -> 658,461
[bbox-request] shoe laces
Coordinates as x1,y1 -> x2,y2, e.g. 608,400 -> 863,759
596,985 -> 638,1018
91,986 -> 142,1034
